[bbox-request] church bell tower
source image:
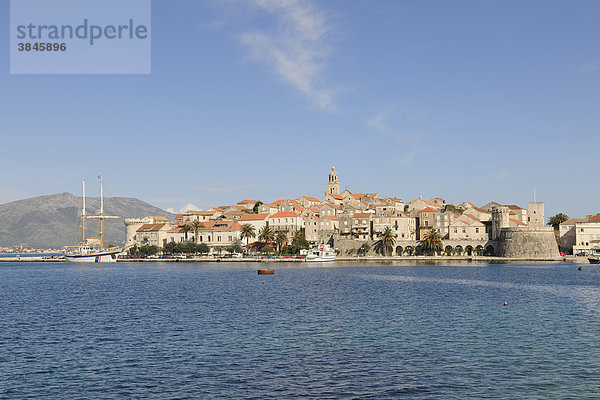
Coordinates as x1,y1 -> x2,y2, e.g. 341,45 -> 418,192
327,165 -> 340,195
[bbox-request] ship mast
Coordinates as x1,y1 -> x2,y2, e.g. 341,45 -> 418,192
82,180 -> 86,246
87,175 -> 119,250
100,176 -> 104,250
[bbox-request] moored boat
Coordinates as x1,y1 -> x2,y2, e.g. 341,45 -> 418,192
63,177 -> 122,263
304,244 -> 336,262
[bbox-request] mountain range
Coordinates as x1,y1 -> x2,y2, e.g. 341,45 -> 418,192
0,193 -> 174,249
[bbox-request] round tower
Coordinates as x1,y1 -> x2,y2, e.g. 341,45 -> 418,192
124,217 -> 151,246
328,165 -> 340,195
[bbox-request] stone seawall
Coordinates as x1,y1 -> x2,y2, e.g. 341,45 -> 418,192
496,227 -> 560,259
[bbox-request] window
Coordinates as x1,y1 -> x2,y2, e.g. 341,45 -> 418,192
462,228 -> 466,233
454,228 -> 457,234
475,228 -> 479,233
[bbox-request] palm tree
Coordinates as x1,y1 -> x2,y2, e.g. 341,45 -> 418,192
276,231 -> 287,254
258,226 -> 274,244
240,224 -> 256,246
547,213 -> 569,230
191,220 -> 205,243
180,224 -> 192,242
422,229 -> 442,255
375,227 -> 396,256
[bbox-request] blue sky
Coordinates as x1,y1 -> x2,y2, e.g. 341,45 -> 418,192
1,0 -> 599,219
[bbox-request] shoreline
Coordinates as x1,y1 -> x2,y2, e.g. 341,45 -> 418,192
0,255 -> 588,264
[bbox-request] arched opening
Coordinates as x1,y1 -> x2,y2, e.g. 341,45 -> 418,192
455,245 -> 463,256
396,246 -> 403,256
475,245 -> 484,256
465,245 -> 474,256
445,245 -> 454,256
405,246 -> 414,256
484,245 -> 495,256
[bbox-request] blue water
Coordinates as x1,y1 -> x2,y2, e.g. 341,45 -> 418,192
0,262 -> 599,399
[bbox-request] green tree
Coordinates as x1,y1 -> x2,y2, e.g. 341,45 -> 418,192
276,231 -> 288,253
358,242 -> 370,256
292,231 -> 310,250
258,226 -> 274,244
163,241 -> 177,254
226,244 -> 242,254
197,243 -> 209,254
547,213 -> 569,230
253,201 -> 264,214
374,227 -> 396,256
138,245 -> 159,256
240,223 -> 256,246
191,220 -> 205,243
180,224 -> 192,242
421,229 -> 443,255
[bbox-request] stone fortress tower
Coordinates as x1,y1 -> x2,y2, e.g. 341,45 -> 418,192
124,217 -> 153,246
492,201 -> 559,259
327,165 -> 340,195
491,206 -> 510,240
527,202 -> 545,228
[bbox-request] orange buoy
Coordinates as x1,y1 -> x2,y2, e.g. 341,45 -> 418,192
503,301 -> 508,306
262,281 -> 265,284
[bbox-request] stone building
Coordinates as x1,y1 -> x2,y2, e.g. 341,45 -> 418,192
559,213 -> 600,255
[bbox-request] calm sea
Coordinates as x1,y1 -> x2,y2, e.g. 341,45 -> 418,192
0,262 -> 599,399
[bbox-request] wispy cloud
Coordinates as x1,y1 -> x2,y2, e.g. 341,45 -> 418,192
239,0 -> 335,110
166,203 -> 202,214
366,106 -> 395,134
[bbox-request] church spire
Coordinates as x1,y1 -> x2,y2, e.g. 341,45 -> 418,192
327,165 -> 340,195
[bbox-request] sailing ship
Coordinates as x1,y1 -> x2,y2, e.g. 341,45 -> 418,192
63,177 -> 121,263
304,244 -> 336,262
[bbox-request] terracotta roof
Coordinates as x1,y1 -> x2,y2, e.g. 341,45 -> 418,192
270,212 -> 301,218
309,207 -> 320,213
329,194 -> 343,200
175,214 -> 183,219
239,213 -> 269,221
270,200 -> 286,206
355,193 -> 378,197
353,213 -> 372,218
137,223 -> 167,232
200,220 -> 242,231
510,218 -> 527,226
418,207 -> 438,212
561,218 -> 586,226
464,214 -> 480,222
421,199 -> 442,207
506,205 -> 524,210
587,214 -> 600,223
325,216 -> 339,221
301,196 -> 320,202
509,211 -> 517,215
237,200 -> 258,204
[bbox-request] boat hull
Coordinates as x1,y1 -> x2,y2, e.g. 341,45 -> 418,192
588,257 -> 600,264
64,250 -> 120,263
305,257 -> 336,263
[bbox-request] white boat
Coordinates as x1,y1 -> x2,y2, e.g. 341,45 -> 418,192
304,244 -> 336,262
63,177 -> 121,263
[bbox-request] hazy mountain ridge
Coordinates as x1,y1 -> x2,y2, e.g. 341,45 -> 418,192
0,193 -> 174,249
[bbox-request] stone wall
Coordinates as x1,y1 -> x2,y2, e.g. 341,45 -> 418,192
496,227 -> 560,259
